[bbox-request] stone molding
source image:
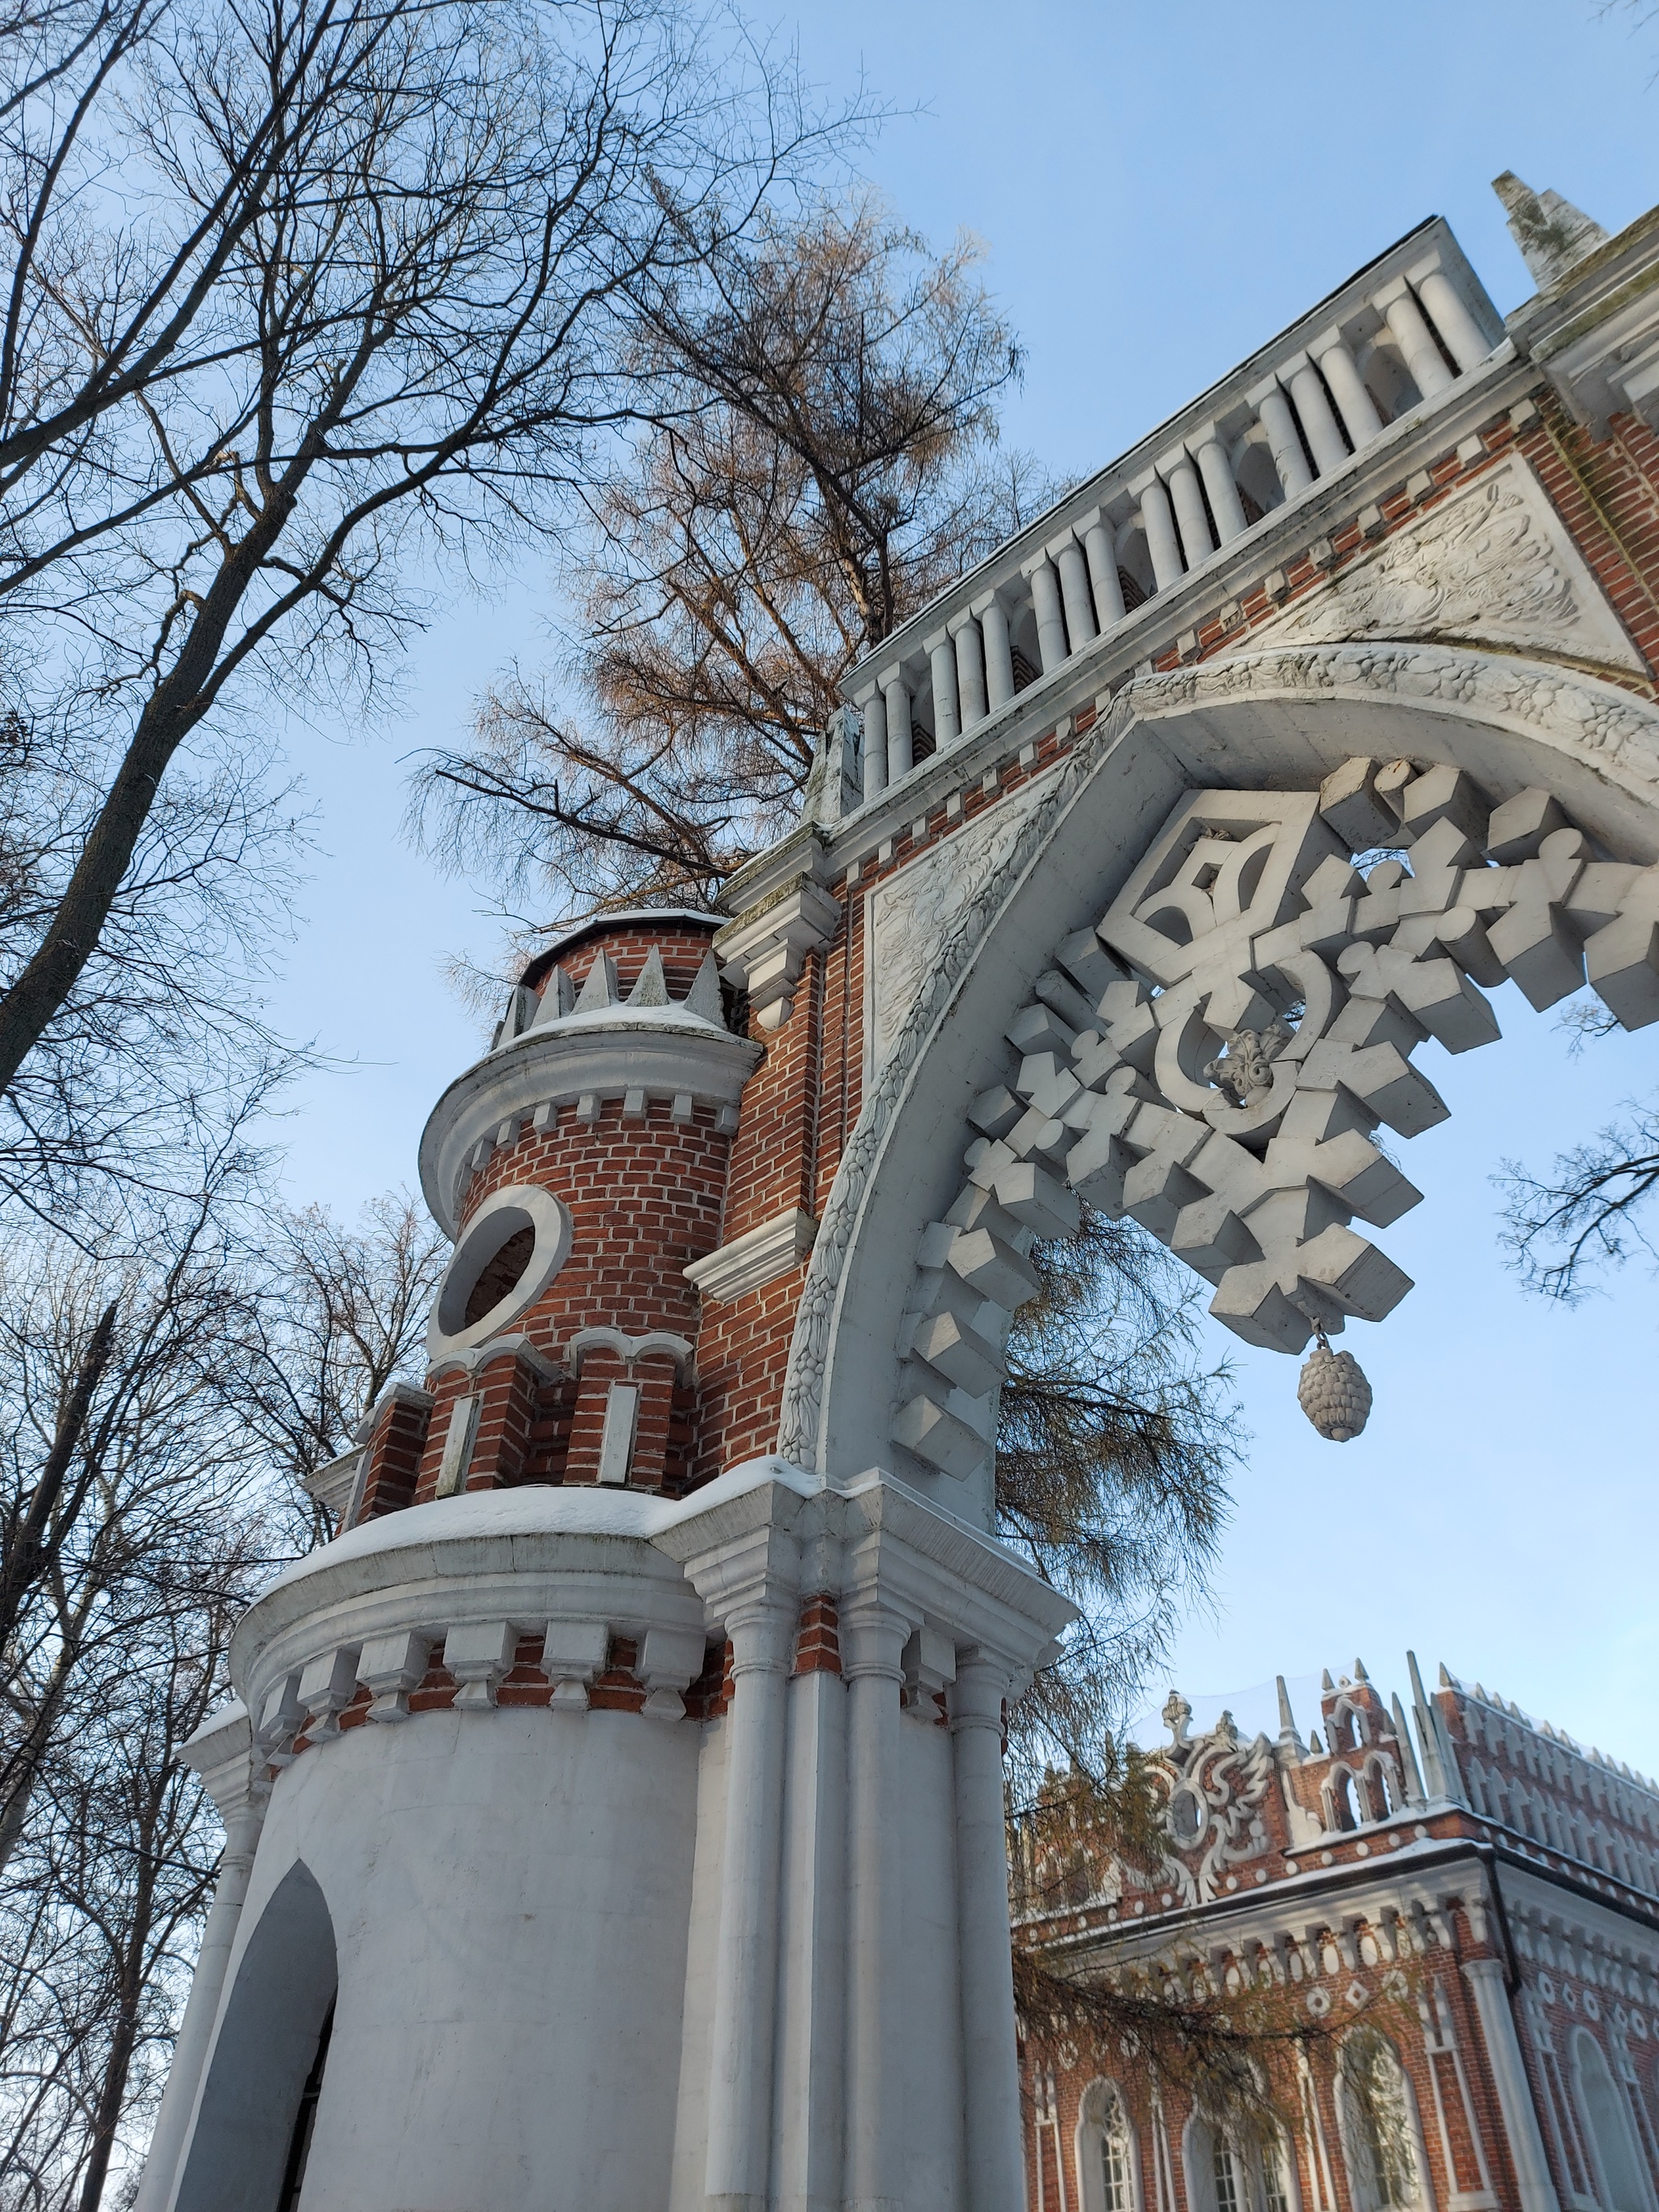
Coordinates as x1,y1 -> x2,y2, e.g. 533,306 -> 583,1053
419,1013 -> 762,1234
684,1206 -> 818,1302
715,878 -> 842,1030
564,1323 -> 693,1379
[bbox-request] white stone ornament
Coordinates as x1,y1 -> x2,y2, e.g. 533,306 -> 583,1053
1297,1336 -> 1374,1443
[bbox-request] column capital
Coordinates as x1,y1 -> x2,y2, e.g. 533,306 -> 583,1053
949,1649 -> 1013,1731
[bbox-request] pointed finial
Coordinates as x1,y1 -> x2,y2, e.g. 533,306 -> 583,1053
1162,1690 -> 1192,1746
1354,1658 -> 1370,1683
1439,1663 -> 1454,1688
1321,1668 -> 1335,1692
1493,173 -> 1610,291
1308,1729 -> 1324,1755
1392,1694 -> 1427,1806
627,947 -> 670,1007
1277,1676 -> 1299,1739
574,951 -> 618,1012
684,949 -> 727,1028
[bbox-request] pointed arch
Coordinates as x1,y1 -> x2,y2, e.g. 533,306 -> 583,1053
174,1860 -> 339,2212
1572,2027 -> 1656,2212
1334,2023 -> 1431,2212
1077,2077 -> 1143,2212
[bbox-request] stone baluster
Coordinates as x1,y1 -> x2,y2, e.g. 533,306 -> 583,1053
1374,276 -> 1454,400
842,1596 -> 911,2212
1284,352 -> 1350,474
1080,508 -> 1126,627
926,628 -> 961,748
703,1594 -> 795,2206
880,665 -> 912,784
1134,471 -> 1185,590
1249,378 -> 1315,498
1191,424 -> 1248,543
1414,265 -> 1491,374
856,686 -> 887,803
951,613 -> 988,728
1026,554 -> 1070,673
1052,534 -> 1098,651
975,592 -> 1015,711
1312,330 -> 1384,448
1166,451 -> 1216,567
953,1652 -> 1027,2212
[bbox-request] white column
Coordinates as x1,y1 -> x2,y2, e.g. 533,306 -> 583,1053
134,1800 -> 265,2212
1081,511 -> 1126,627
1191,426 -> 1248,543
1285,353 -> 1350,473
842,1599 -> 909,2212
979,595 -> 1014,710
1053,537 -> 1098,650
952,1654 -> 1026,2212
926,629 -> 961,748
1415,266 -> 1490,374
1026,556 -> 1069,673
881,667 -> 912,785
1252,380 -> 1314,497
1136,474 -> 1184,590
770,1661 -> 848,2210
858,688 -> 888,803
1376,279 -> 1454,400
1166,454 -> 1215,567
1462,1958 -> 1561,2212
1313,333 -> 1384,448
705,1595 -> 794,2210
953,616 -> 988,728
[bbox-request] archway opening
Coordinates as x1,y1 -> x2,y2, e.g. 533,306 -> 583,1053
174,1860 -> 338,2212
1574,2028 -> 1651,2212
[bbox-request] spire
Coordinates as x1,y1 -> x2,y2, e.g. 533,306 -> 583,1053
1493,172 -> 1610,290
1321,1667 -> 1335,1692
1277,1675 -> 1303,1753
574,952 -> 618,1012
1354,1657 -> 1370,1684
1406,1651 -> 1464,1806
628,948 -> 670,1008
684,950 -> 727,1028
1392,1692 -> 1427,1806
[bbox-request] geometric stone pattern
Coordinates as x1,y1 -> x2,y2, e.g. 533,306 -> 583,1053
898,752 -> 1659,1477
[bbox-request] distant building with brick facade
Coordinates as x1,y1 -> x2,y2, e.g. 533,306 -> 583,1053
1015,1661 -> 1659,2212
140,175 -> 1659,2212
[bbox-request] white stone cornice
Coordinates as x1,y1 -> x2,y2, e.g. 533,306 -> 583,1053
180,1699 -> 258,1824
714,879 -> 843,1031
684,1207 -> 817,1303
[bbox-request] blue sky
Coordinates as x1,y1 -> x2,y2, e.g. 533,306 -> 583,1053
260,1 -> 1659,1772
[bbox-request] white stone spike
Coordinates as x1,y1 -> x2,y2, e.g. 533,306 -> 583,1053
628,947 -> 669,1007
684,950 -> 726,1027
574,951 -> 618,1012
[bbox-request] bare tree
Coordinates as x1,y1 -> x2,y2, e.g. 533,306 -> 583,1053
412,194 -> 1046,918
0,0 -> 843,1097
1499,1096 -> 1659,1300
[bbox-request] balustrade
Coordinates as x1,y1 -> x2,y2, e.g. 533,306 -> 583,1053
842,240 -> 1500,803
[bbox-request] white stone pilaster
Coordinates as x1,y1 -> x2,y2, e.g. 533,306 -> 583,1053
952,613 -> 989,729
842,1594 -> 910,2212
1375,277 -> 1455,400
927,629 -> 962,748
1284,352 -> 1350,473
881,667 -> 912,785
1250,378 -> 1315,498
952,1653 -> 1026,2212
1462,1956 -> 1562,2212
1135,472 -> 1184,590
1312,330 -> 1384,448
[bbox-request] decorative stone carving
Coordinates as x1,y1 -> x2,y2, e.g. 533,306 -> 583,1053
684,1206 -> 817,1303
1257,461 -> 1644,672
1150,1698 -> 1276,1907
715,878 -> 842,1030
777,641 -> 1659,1477
867,794 -> 1038,1072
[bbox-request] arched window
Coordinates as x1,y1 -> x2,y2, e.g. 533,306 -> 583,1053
1077,2078 -> 1140,2212
1573,2028 -> 1653,2212
1336,2027 -> 1427,2212
1328,1770 -> 1361,1832
1183,2107 -> 1298,2212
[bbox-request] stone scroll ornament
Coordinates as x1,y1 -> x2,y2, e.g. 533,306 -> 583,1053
898,756 -> 1659,1463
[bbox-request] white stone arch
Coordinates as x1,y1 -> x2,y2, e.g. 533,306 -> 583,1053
778,643 -> 1659,1527
1333,2021 -> 1435,2212
173,1859 -> 338,2212
1075,2076 -> 1144,2212
1572,2025 -> 1657,2212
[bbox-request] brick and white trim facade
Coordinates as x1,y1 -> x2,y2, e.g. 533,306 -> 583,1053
141,177 -> 1659,2212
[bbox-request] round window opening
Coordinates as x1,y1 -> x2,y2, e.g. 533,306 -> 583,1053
428,1184 -> 574,1357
